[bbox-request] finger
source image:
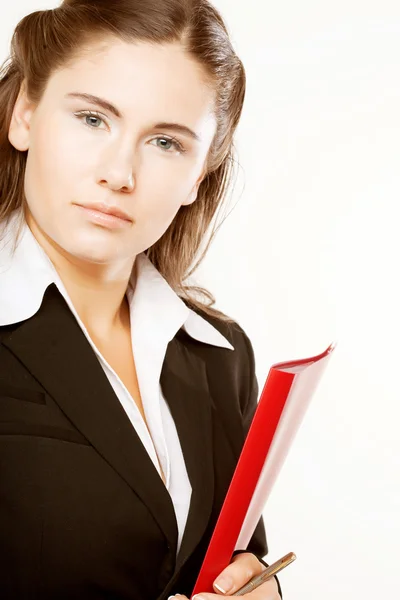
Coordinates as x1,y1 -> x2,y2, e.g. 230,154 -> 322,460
213,552 -> 263,595
191,580 -> 280,600
191,578 -> 280,600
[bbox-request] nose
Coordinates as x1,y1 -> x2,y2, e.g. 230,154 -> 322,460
99,170 -> 135,193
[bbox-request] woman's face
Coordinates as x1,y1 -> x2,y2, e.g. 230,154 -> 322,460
8,38 -> 217,267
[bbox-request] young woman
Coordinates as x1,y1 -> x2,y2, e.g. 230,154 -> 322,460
0,1 -> 282,599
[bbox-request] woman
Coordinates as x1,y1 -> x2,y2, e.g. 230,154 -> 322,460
0,1 -> 282,599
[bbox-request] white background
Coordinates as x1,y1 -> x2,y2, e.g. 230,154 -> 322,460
1,1 -> 399,598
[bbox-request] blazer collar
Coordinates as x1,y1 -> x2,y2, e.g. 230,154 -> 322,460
1,283 -> 216,570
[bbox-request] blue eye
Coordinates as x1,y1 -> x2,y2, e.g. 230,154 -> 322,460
74,111 -> 105,129
150,137 -> 185,154
156,138 -> 172,150
84,115 -> 103,128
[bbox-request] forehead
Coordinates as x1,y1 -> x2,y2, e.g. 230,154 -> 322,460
47,38 -> 216,125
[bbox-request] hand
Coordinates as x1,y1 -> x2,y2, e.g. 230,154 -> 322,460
168,552 -> 281,599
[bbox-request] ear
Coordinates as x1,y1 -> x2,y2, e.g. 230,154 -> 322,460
181,167 -> 207,207
8,80 -> 36,152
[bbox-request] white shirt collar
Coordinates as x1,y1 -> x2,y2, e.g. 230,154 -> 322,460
0,210 -> 234,351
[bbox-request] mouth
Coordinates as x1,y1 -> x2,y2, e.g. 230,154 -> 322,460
73,202 -> 133,230
75,202 -> 132,222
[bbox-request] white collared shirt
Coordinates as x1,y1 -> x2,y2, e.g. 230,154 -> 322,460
0,210 -> 234,554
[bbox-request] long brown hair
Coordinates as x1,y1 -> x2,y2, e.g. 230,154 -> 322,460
0,0 -> 247,323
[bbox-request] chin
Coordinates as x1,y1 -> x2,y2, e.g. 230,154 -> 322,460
75,247 -> 121,265
60,236 -> 121,265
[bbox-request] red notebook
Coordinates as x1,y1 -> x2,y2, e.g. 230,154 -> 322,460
191,343 -> 336,597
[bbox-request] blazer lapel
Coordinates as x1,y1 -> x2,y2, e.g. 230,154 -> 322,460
2,284 -> 179,552
3,283 -> 215,572
160,333 -> 215,572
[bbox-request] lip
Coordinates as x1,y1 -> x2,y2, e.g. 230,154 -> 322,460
76,202 -> 132,222
74,203 -> 133,230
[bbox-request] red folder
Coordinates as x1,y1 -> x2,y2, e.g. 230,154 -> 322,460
191,343 -> 336,597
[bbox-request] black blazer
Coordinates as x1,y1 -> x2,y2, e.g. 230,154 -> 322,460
0,283 -> 272,600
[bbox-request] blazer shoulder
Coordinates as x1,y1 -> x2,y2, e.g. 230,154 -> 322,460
180,300 -> 257,410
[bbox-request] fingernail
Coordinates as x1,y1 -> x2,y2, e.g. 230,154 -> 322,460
213,575 -> 234,594
192,595 -> 207,600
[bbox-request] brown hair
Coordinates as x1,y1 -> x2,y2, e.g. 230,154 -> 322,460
0,0 -> 247,323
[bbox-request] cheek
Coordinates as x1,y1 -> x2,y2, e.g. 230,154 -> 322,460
135,183 -> 189,248
25,123 -> 89,203
141,157 -> 197,203
141,195 -> 181,238
141,167 -> 194,218
136,158 -> 203,245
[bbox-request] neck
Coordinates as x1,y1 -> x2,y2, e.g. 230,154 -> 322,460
26,213 -> 136,339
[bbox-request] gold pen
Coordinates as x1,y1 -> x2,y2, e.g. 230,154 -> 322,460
233,552 -> 296,596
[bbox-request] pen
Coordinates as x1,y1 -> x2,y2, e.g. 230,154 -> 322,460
233,552 -> 296,596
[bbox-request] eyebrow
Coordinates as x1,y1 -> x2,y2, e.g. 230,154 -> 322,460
65,92 -> 202,142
